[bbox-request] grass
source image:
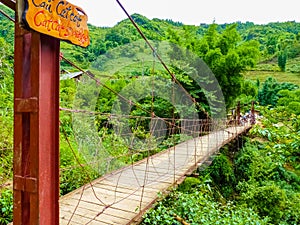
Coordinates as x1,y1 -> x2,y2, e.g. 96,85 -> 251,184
243,70 -> 300,86
244,56 -> 300,86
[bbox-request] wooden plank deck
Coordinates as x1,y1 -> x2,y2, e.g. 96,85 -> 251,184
59,125 -> 251,225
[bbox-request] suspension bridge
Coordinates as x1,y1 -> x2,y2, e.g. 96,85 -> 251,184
0,1 -> 256,225
59,121 -> 252,225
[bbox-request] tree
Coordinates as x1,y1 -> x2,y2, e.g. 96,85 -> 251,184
278,51 -> 287,71
257,77 -> 298,106
166,23 -> 260,108
201,24 -> 260,108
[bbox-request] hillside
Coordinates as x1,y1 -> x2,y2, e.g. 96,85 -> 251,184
2,4 -> 300,78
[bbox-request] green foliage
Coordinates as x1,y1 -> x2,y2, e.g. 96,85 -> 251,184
258,77 -> 298,106
59,135 -> 99,195
0,149 -> 12,189
234,143 -> 257,181
142,184 -> 269,225
105,28 -> 130,47
60,42 -> 92,70
278,51 -> 287,71
203,24 -> 260,107
59,79 -> 77,135
0,190 -> 13,225
242,21 -> 300,61
62,15 -> 300,111
0,13 -> 14,224
237,103 -> 300,224
0,35 -> 14,193
204,154 -> 236,198
167,23 -> 260,108
277,89 -> 300,114
0,5 -> 14,45
233,79 -> 258,107
90,18 -> 261,110
177,177 -> 201,193
240,182 -> 287,223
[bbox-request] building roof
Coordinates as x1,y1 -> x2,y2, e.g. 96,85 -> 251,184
60,71 -> 84,80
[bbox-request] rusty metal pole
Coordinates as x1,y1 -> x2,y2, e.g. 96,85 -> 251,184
13,1 -> 60,224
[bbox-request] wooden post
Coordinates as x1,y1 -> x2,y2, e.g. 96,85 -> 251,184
236,101 -> 241,125
250,101 -> 256,125
13,1 -> 60,224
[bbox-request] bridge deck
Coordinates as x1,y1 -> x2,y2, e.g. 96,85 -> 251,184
59,125 -> 251,225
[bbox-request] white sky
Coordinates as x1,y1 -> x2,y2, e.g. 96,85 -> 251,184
69,0 -> 300,27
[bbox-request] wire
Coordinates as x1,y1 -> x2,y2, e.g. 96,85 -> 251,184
0,8 -> 15,23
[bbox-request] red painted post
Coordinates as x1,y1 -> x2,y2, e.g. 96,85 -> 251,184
13,3 -> 60,224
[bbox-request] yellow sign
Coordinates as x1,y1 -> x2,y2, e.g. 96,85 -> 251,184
24,0 -> 90,47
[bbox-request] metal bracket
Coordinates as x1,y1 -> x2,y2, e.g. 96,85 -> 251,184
15,97 -> 38,113
14,176 -> 37,193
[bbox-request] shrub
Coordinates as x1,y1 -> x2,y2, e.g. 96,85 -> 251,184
142,186 -> 269,225
240,182 -> 288,224
206,154 -> 236,198
0,189 -> 13,225
257,77 -> 298,106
